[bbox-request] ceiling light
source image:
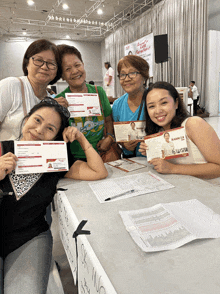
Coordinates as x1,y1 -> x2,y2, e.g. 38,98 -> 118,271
66,35 -> 70,39
27,0 -> 35,6
62,4 -> 69,10
97,8 -> 103,15
22,31 -> 27,35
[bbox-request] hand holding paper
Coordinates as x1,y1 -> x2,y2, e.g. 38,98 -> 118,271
55,97 -> 69,108
138,141 -> 148,156
123,140 -> 138,151
0,152 -> 18,180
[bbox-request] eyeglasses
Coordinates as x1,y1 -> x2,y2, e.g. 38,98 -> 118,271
31,57 -> 57,70
117,71 -> 141,80
41,97 -> 70,119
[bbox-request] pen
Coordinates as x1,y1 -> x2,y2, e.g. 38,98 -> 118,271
104,189 -> 135,201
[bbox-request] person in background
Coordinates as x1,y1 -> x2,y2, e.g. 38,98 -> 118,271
104,62 -> 115,98
139,81 -> 220,181
0,98 -> 107,293
55,44 -> 114,160
188,81 -> 199,115
112,55 -> 149,157
0,39 -> 62,141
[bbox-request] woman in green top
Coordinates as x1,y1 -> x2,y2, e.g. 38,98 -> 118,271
55,44 -> 114,160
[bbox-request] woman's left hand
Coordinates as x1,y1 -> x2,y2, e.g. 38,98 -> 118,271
96,137 -> 112,151
63,126 -> 82,143
149,158 -> 175,174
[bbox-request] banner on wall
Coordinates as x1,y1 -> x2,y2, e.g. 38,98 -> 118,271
124,32 -> 154,77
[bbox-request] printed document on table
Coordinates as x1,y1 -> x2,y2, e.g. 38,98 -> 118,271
107,158 -> 147,172
66,93 -> 101,118
119,199 -> 220,252
14,141 -> 69,174
89,171 -> 174,203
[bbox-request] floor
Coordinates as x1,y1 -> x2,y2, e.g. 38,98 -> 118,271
204,115 -> 220,138
50,115 -> 220,294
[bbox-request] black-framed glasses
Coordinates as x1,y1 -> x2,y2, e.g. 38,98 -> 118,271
41,97 -> 70,119
31,57 -> 57,70
117,71 -> 140,80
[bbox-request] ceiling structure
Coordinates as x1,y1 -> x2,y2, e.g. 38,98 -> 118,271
0,0 -> 162,42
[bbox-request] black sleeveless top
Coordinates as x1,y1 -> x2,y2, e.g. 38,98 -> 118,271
0,141 -> 75,258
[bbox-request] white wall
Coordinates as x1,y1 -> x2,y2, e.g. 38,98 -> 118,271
208,0 -> 220,30
0,39 -> 103,91
205,30 -> 220,116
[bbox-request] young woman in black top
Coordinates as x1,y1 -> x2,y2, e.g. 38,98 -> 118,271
0,97 -> 107,293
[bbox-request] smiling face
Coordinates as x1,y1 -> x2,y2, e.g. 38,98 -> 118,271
119,63 -> 145,96
21,107 -> 61,141
26,50 -> 57,85
61,53 -> 86,91
146,89 -> 178,131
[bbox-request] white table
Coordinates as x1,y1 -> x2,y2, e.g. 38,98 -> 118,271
57,157 -> 220,294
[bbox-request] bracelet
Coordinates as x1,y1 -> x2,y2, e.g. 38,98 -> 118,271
83,144 -> 93,152
106,133 -> 116,142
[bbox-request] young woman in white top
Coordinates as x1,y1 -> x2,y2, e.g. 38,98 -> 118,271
139,81 -> 220,180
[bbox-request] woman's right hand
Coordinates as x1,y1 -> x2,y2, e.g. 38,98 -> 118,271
55,97 -> 69,108
123,140 -> 138,151
0,152 -> 18,180
138,142 -> 148,156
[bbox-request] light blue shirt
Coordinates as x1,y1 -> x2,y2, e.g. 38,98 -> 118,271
112,93 -> 145,157
112,93 -> 145,122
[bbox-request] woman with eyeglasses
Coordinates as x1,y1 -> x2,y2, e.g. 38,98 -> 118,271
55,44 -> 114,161
112,55 -> 149,157
0,97 -> 108,293
0,39 -> 62,141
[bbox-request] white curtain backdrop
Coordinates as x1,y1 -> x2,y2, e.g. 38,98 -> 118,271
102,0 -> 208,106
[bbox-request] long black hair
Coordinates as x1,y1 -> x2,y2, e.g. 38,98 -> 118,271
19,98 -> 70,141
145,81 -> 190,135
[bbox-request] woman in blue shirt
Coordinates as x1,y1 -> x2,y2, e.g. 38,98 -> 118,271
112,55 -> 149,157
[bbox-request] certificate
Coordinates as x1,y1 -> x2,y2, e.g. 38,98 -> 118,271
144,127 -> 189,161
113,120 -> 146,142
66,93 -> 102,118
15,141 -> 69,174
